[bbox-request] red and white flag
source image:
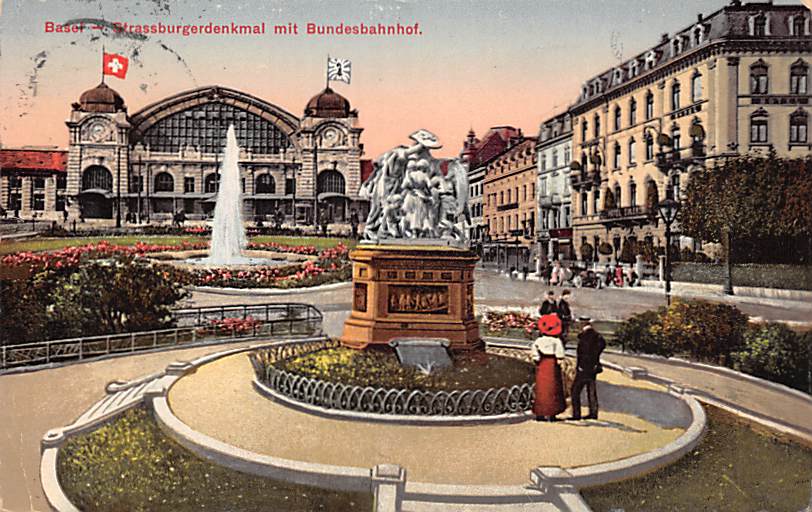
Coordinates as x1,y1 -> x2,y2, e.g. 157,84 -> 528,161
103,52 -> 128,79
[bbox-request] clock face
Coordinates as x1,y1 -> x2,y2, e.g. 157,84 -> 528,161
322,128 -> 340,148
86,121 -> 110,142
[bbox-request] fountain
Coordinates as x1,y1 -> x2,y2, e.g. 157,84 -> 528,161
184,124 -> 290,267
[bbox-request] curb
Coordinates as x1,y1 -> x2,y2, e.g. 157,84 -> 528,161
604,349 -> 812,406
191,281 -> 352,296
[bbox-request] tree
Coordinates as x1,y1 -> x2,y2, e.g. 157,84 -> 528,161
680,153 -> 812,291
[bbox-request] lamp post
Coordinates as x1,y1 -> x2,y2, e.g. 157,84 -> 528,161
657,197 -> 681,306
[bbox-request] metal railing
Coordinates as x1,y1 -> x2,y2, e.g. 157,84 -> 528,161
250,340 -> 535,417
0,303 -> 322,371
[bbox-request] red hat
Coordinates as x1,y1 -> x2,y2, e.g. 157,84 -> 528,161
537,314 -> 562,336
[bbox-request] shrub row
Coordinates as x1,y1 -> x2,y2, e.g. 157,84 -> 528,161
616,300 -> 811,393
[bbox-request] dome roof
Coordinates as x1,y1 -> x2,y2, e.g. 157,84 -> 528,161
304,87 -> 351,118
78,83 -> 126,113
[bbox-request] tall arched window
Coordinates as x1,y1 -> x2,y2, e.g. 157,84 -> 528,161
317,170 -> 346,195
750,110 -> 769,143
82,166 -> 113,191
629,181 -> 638,206
255,173 -> 276,194
691,72 -> 703,102
614,106 -> 622,131
154,172 -> 174,192
790,60 -> 808,95
790,110 -> 808,144
613,142 -> 621,169
752,14 -> 767,36
750,60 -> 769,94
671,125 -> 682,152
593,113 -> 601,138
671,81 -> 681,111
614,183 -> 622,208
628,138 -> 636,165
629,98 -> 637,125
645,133 -> 655,160
204,173 -> 219,193
592,188 -> 601,214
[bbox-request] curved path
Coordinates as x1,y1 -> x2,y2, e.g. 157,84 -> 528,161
167,352 -> 683,486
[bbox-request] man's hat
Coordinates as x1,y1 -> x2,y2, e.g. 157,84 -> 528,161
577,316 -> 592,323
538,314 -> 562,336
410,129 -> 442,149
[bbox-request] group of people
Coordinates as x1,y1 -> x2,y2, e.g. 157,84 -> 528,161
530,299 -> 607,422
532,260 -> 640,289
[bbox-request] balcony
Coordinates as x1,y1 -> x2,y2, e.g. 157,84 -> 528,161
570,171 -> 600,191
497,202 -> 519,212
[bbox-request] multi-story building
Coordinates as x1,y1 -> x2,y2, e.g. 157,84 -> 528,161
482,136 -> 537,271
569,0 -> 811,262
0,148 -> 68,220
1,83 -> 370,224
536,112 -> 574,263
460,126 -> 523,247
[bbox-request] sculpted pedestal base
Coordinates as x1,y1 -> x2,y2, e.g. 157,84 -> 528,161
340,245 -> 482,351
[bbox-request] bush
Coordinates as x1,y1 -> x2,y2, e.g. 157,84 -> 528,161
615,309 -> 672,356
733,323 -> 811,391
598,242 -> 614,256
615,300 -> 748,364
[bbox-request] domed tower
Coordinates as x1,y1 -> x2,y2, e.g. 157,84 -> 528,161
299,87 -> 365,223
65,82 -> 131,221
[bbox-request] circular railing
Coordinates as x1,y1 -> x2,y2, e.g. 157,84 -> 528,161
251,341 -> 535,417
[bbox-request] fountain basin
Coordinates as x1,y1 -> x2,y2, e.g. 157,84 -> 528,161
147,249 -> 315,271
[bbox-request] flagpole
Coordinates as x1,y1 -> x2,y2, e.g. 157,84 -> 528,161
101,45 -> 105,84
325,54 -> 330,90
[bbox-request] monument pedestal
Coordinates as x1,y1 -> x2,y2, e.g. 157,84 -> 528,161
340,244 -> 482,351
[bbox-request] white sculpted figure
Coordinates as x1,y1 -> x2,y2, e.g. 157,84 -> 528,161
360,130 -> 470,245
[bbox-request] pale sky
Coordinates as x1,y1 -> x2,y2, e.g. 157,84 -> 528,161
0,0 -> 807,158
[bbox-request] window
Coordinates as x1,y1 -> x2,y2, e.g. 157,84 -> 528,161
753,14 -> 767,36
670,174 -> 681,200
540,178 -> 547,197
580,192 -> 588,216
671,125 -> 682,153
56,196 -> 66,212
204,173 -> 219,193
9,175 -> 22,188
790,110 -> 808,144
32,193 -> 45,211
629,181 -> 637,206
593,188 -> 600,214
790,61 -> 808,95
540,153 -> 546,171
614,184 -> 622,208
500,191 -> 504,204
628,138 -> 636,165
671,81 -> 681,111
564,146 -> 571,164
130,176 -> 143,193
82,166 -> 113,191
552,149 -> 559,168
614,106 -> 622,131
285,178 -> 296,196
594,113 -> 601,138
629,98 -> 637,125
33,177 -> 45,189
792,16 -> 806,36
691,73 -> 702,102
750,61 -> 769,94
645,92 -> 654,120
581,120 -> 588,142
522,184 -> 527,202
255,173 -> 275,194
56,176 -> 67,189
8,193 -> 21,211
612,142 -> 621,169
564,206 -> 571,226
154,172 -> 174,192
750,114 -> 769,143
645,135 -> 654,160
184,177 -> 195,193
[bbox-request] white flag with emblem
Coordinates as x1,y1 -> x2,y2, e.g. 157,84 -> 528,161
327,57 -> 351,84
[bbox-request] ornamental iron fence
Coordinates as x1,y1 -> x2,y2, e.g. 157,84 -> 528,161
0,303 -> 322,372
251,340 -> 535,417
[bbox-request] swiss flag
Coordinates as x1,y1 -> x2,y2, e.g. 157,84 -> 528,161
103,52 -> 128,79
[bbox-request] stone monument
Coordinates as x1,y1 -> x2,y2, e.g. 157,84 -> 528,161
340,130 -> 482,350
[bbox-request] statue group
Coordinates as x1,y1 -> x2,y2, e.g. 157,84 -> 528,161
359,129 -> 471,244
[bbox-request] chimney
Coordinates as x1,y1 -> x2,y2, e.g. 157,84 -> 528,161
660,33 -> 670,43
697,13 -> 703,22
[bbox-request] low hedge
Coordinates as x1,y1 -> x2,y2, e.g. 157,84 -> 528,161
672,262 -> 812,291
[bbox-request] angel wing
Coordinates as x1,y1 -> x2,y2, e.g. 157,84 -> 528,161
447,159 -> 469,217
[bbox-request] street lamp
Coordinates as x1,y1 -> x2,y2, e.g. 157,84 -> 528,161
657,197 -> 681,306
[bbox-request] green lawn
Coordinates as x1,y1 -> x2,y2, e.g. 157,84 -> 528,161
582,405 -> 812,512
0,235 -> 355,255
57,406 -> 372,512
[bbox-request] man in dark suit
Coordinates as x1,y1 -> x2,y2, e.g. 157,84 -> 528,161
539,290 -> 558,316
570,317 -> 606,420
558,289 -> 573,345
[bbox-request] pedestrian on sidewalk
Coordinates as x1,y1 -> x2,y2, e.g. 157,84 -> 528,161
558,289 -> 573,345
570,317 -> 606,420
531,314 -> 567,422
539,290 -> 559,316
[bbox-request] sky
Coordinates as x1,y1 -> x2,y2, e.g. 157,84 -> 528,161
0,0 -> 808,158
